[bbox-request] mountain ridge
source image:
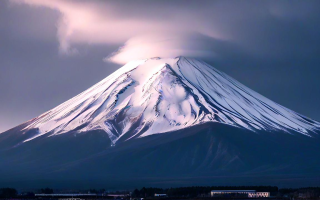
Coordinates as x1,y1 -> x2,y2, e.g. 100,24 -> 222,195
10,56 -> 319,146
0,56 -> 319,188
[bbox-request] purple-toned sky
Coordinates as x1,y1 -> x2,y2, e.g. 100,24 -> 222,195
1,0 -> 320,132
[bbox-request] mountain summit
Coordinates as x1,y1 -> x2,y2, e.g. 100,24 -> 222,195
1,57 -> 319,188
20,57 -> 320,145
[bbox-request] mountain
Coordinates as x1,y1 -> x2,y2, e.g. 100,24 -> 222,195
0,57 -> 319,189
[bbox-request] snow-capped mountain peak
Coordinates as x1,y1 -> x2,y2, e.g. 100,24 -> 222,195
22,57 -> 320,144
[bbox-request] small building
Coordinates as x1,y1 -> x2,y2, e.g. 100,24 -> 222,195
248,192 -> 270,198
35,194 -> 96,197
211,190 -> 269,198
35,194 -> 97,200
59,198 -> 82,200
211,190 -> 255,197
154,193 -> 167,197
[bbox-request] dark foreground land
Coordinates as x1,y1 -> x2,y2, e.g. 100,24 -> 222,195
1,186 -> 320,200
0,197 -> 316,200
1,122 -> 320,189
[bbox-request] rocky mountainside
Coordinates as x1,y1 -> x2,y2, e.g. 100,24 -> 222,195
0,57 -> 319,189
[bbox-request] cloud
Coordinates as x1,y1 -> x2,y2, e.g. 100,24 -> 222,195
10,0 -> 225,62
10,0 -> 320,64
106,32 -> 222,64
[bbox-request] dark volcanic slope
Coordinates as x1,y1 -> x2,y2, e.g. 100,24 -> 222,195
0,123 -> 319,189
1,57 -> 319,189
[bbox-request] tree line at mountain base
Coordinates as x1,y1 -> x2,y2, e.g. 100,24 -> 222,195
0,188 -> 17,198
131,186 -> 320,198
131,186 -> 278,198
1,186 -> 320,199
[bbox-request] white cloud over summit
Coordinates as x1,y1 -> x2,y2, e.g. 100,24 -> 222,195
11,0 -> 320,64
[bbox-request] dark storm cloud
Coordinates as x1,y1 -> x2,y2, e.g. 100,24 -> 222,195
1,0 -> 320,132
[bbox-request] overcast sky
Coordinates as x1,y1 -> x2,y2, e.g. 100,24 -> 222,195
1,0 -> 320,132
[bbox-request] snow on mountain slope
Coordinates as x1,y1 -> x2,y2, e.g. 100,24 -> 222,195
21,57 -> 320,144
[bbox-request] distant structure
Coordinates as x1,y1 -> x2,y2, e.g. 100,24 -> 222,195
59,198 -> 82,200
248,192 -> 270,198
35,194 -> 96,199
211,190 -> 270,198
35,194 -> 96,197
107,194 -> 128,198
35,193 -> 131,199
154,193 -> 167,197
